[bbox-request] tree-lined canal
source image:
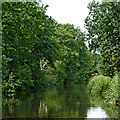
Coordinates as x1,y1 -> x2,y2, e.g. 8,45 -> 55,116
2,84 -> 117,118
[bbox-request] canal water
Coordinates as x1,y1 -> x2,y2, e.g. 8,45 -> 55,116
2,84 -> 118,118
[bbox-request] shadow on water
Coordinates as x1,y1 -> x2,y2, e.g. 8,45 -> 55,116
2,83 -> 118,118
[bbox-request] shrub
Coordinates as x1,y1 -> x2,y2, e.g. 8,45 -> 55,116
103,74 -> 119,105
88,75 -> 111,96
2,72 -> 21,96
88,74 -> 119,105
16,64 -> 34,90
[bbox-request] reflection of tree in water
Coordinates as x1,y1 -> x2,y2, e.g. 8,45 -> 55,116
2,84 -> 91,118
3,84 -> 117,118
2,92 -> 38,118
38,101 -> 48,118
41,84 -> 91,118
89,95 -> 118,118
2,96 -> 21,118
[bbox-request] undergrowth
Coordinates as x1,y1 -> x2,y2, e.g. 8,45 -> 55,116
88,74 -> 119,105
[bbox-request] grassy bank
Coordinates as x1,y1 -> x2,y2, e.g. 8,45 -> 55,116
88,74 -> 119,106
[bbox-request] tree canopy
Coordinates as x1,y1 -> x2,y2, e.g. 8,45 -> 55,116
85,1 -> 120,77
2,1 -> 119,96
2,2 -> 95,95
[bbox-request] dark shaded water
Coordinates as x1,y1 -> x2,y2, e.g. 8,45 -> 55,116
2,84 -> 118,118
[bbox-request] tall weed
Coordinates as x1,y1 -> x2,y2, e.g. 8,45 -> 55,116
88,74 -> 119,105
88,75 -> 111,96
103,74 -> 119,105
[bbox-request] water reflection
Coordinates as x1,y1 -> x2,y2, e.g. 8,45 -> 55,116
87,107 -> 109,118
2,84 -> 115,118
38,101 -> 48,117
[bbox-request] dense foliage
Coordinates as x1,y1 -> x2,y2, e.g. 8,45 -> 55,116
88,74 -> 119,106
2,2 -> 95,96
2,1 -> 119,112
85,1 -> 120,77
85,0 -> 119,108
2,2 -> 55,94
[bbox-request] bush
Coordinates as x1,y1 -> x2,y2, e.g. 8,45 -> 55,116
88,75 -> 111,95
88,74 -> 119,105
2,72 -> 21,96
16,64 -> 34,90
103,74 -> 119,105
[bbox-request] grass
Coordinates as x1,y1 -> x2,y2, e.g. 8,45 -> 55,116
88,74 -> 119,105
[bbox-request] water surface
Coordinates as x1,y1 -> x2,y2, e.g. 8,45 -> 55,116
2,84 -> 114,118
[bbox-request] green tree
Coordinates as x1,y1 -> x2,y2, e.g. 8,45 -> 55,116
52,23 -> 95,83
2,2 -> 57,93
2,2 -> 97,95
85,1 -> 120,77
